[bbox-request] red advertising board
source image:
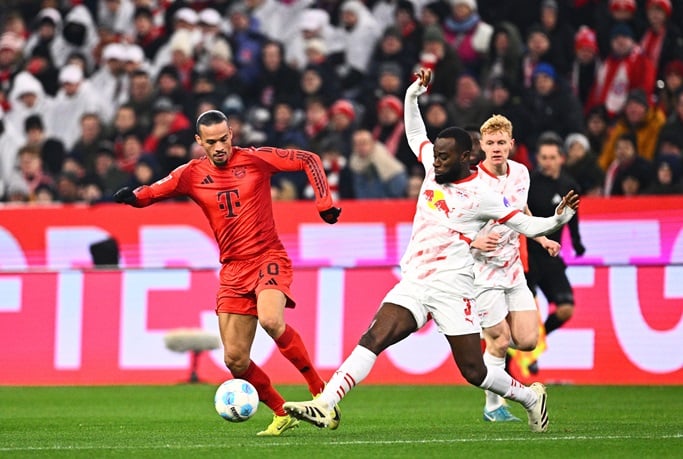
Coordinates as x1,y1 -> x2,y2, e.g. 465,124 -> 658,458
0,196 -> 681,385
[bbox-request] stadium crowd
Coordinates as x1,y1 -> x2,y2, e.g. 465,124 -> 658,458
0,0 -> 682,205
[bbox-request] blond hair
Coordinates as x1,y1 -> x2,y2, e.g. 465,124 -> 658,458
480,114 -> 513,138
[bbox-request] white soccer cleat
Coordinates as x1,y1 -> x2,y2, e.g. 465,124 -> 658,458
526,382 -> 549,432
283,398 -> 332,429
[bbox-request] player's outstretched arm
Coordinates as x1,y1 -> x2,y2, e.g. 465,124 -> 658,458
556,190 -> 579,215
404,68 -> 431,162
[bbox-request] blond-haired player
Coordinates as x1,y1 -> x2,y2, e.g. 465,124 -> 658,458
471,114 -> 560,421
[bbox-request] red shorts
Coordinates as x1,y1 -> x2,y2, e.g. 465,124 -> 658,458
215,249 -> 295,315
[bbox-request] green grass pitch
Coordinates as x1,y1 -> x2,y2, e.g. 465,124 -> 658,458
1,385 -> 681,458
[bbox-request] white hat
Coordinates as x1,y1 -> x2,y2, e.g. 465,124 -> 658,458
124,44 -> 144,63
210,39 -> 232,60
199,8 -> 221,26
175,7 -> 198,25
102,43 -> 127,61
305,38 -> 327,55
59,64 -> 84,84
450,0 -> 477,10
299,9 -> 329,32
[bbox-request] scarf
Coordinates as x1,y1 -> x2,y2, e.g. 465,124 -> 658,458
444,13 -> 480,34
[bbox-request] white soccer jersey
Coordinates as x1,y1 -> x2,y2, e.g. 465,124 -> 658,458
472,160 -> 530,288
399,141 -> 521,299
402,78 -> 574,302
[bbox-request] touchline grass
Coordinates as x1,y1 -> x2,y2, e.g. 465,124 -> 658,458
1,385 -> 681,458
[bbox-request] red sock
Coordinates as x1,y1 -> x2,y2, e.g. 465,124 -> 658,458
275,324 -> 325,395
239,361 -> 286,416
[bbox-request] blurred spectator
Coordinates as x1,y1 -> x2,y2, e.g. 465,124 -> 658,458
250,41 -> 301,110
118,131 -> 146,174
604,133 -> 654,196
643,154 -> 683,194
50,64 -> 103,150
5,145 -> 54,201
520,25 -> 553,91
23,8 -> 61,67
247,0 -> 312,54
51,5 -> 98,72
524,63 -> 585,152
98,0 -> 135,39
303,96 -> 330,154
152,8 -> 200,78
131,6 -> 164,62
88,141 -> 128,198
155,130 -> 193,177
128,154 -> 160,188
6,71 -> 55,138
23,114 -> 65,177
480,22 -> 524,97
366,26 -> 415,96
360,61 -> 406,129
640,0 -> 683,80
448,72 -> 492,129
338,0 -> 382,95
70,113 -> 106,176
595,0 -> 646,58
393,0 -> 423,61
570,26 -> 601,109
227,3 -> 266,88
34,183 -> 57,204
418,25 -> 462,100
349,129 -> 408,198
302,136 -> 354,201
657,89 -> 683,153
442,0 -> 493,75
585,105 -> 610,156
598,89 -> 666,170
90,43 -> 128,124
54,171 -> 81,203
127,69 -> 155,133
564,132 -> 605,196
537,0 -> 576,76
0,31 -> 25,93
194,8 -> 229,75
24,45 -> 60,97
285,8 -> 344,72
327,99 -> 358,157
586,23 -> 656,119
657,60 -> 683,115
0,107 -> 26,192
143,97 -> 191,157
421,93 -> 453,140
485,76 -> 533,150
153,65 -> 193,120
266,100 -> 308,149
464,124 -> 484,167
299,64 -> 339,106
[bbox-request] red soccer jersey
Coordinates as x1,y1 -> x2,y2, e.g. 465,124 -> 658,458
132,146 -> 334,262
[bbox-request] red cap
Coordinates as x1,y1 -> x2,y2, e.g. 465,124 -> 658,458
377,95 -> 403,116
609,0 -> 636,12
647,0 -> 672,17
329,100 -> 356,121
575,26 -> 598,52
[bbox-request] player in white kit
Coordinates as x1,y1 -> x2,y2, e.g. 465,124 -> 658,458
471,115 -> 561,422
284,69 -> 579,433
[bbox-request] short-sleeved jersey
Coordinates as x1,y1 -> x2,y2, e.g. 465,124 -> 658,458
132,147 -> 333,262
400,141 -> 521,298
472,160 -> 530,288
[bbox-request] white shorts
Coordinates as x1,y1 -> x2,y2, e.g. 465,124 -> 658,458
475,283 -> 536,328
382,279 -> 481,336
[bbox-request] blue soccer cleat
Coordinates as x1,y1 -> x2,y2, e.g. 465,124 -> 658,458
483,405 -> 522,422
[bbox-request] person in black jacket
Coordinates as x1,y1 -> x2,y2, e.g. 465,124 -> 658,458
525,133 -> 586,373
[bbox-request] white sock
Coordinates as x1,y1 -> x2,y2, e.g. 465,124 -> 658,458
483,351 -> 505,411
479,365 -> 537,410
319,345 -> 377,409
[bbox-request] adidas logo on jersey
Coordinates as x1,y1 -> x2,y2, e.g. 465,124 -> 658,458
265,278 -> 278,286
201,175 -> 214,184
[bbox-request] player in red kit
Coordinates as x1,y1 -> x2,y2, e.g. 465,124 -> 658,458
113,110 -> 341,436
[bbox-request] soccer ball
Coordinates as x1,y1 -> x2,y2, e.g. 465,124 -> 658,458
214,379 -> 259,422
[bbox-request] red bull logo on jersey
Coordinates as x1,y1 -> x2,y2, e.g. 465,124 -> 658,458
424,188 -> 451,217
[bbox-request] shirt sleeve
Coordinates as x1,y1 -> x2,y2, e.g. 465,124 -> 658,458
253,147 -> 334,212
404,79 -> 434,169
478,188 -> 575,238
132,163 -> 191,207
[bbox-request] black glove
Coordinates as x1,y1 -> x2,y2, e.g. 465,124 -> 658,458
573,239 -> 586,257
113,186 -> 137,205
319,207 -> 341,224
